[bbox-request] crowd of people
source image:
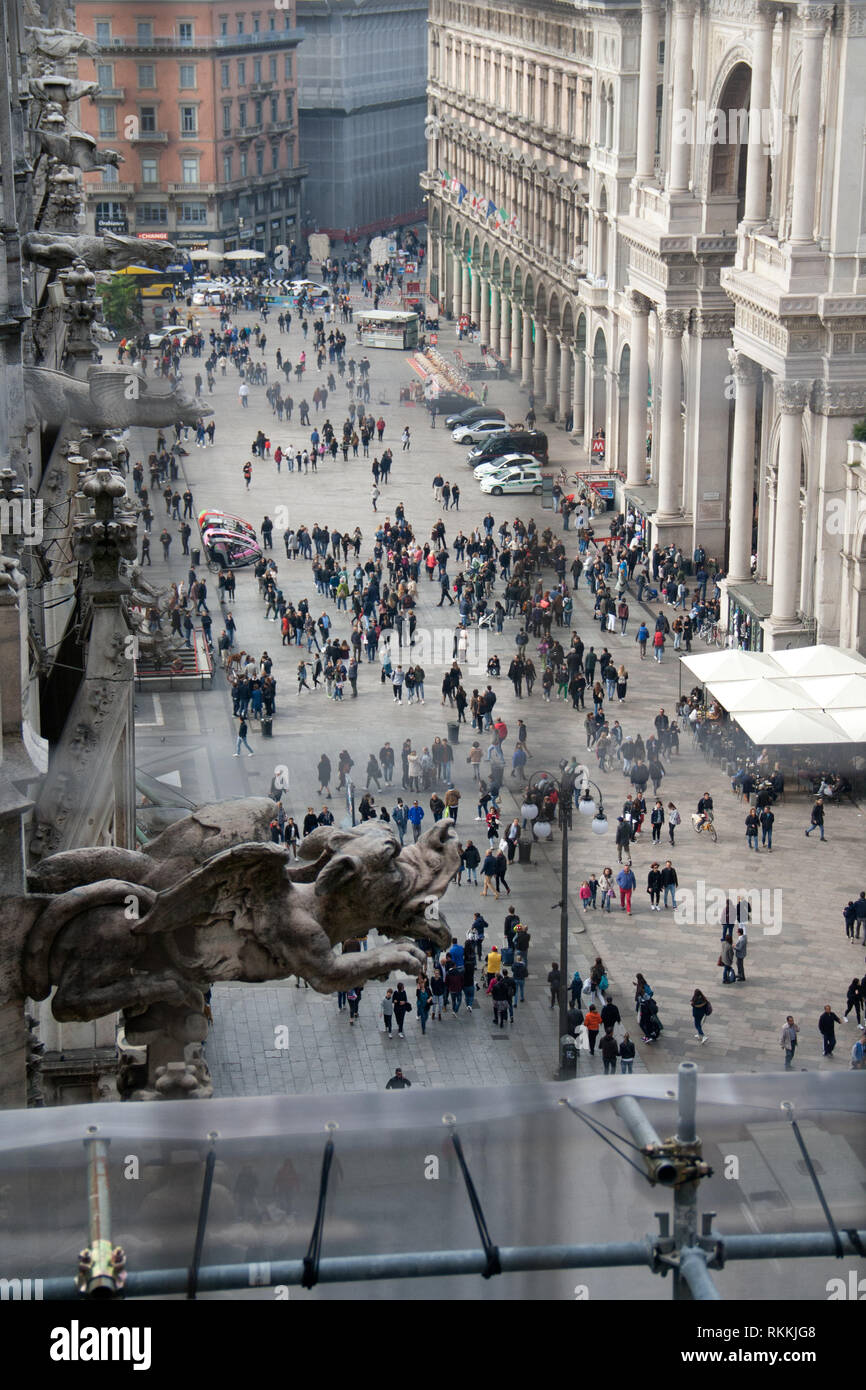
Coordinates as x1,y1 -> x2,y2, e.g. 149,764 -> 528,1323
126,272 -> 863,1086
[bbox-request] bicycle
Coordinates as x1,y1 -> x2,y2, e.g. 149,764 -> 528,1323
691,812 -> 718,842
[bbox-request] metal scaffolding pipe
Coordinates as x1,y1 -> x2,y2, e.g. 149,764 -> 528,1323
36,1229 -> 866,1300
39,1240 -> 655,1299
612,1095 -> 663,1152
679,1247 -> 722,1301
721,1231 -> 866,1261
612,1095 -> 678,1185
677,1062 -> 699,1145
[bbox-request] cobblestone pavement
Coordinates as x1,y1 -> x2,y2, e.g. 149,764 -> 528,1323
132,292 -> 866,1096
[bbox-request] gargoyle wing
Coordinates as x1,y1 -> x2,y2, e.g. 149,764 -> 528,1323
86,366 -> 176,428
131,842 -> 290,941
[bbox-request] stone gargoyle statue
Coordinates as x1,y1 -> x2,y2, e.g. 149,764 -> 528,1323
23,231 -> 176,272
26,27 -> 102,59
9,804 -> 458,1098
34,124 -> 124,172
24,365 -> 211,432
28,76 -> 101,104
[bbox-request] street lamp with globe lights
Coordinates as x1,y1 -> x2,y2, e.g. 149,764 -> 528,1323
525,763 -> 607,1076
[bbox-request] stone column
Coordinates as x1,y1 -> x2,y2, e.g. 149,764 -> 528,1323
657,309 -> 687,515
499,294 -> 511,362
790,6 -> 827,243
558,339 -> 573,422
533,318 -> 547,401
461,260 -> 472,318
668,0 -> 694,194
727,351 -> 761,583
636,0 -> 661,180
771,380 -> 810,623
471,266 -> 481,324
489,282 -> 500,353
479,276 -> 490,344
627,293 -> 652,486
511,301 -> 522,376
451,256 -> 462,318
572,346 -> 586,437
521,308 -> 533,388
544,332 -> 558,417
742,5 -> 773,228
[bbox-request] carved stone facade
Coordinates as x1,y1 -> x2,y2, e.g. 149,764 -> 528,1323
424,0 -> 866,652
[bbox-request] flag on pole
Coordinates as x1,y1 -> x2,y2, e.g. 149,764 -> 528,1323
486,200 -> 496,219
457,183 -> 468,205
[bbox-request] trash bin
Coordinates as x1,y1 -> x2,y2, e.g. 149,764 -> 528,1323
191,547 -> 201,567
261,717 -> 273,738
517,834 -> 532,864
560,1035 -> 578,1077
447,720 -> 460,744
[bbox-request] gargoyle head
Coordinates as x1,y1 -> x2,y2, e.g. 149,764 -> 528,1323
304,821 -> 458,947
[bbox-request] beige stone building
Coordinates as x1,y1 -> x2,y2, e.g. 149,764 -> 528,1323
423,0 -> 866,652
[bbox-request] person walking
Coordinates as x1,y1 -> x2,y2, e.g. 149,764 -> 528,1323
844,978 -> 862,1024
745,807 -> 760,852
407,800 -> 424,842
691,988 -> 711,1043
430,968 -> 446,1020
780,1015 -> 799,1069
619,1032 -> 636,1074
661,860 -> 678,910
734,927 -> 748,981
667,802 -> 680,845
547,961 -> 561,1010
381,989 -> 395,1036
386,1068 -> 411,1089
759,805 -> 774,851
513,952 -> 528,1003
584,1003 -> 602,1055
804,797 -> 826,841
647,862 -> 662,911
393,983 -> 411,1037
818,1003 -> 842,1057
600,1028 -> 619,1076
234,716 -> 254,756
416,982 -> 431,1034
720,938 -> 736,984
616,861 -> 636,914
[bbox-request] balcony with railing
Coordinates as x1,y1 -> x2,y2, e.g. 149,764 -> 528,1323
166,182 -> 218,196
129,129 -> 170,144
84,181 -> 136,197
102,29 -> 303,53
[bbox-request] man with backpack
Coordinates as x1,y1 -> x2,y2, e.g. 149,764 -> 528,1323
851,1026 -> 866,1070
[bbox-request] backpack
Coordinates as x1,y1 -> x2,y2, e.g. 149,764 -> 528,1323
704,999 -> 713,1016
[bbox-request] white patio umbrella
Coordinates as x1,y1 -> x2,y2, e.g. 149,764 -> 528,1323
786,673 -> 866,709
680,649 -> 783,684
735,707 -> 850,746
826,707 -> 866,742
223,248 -> 266,261
769,644 -> 866,678
709,677 -> 821,713
189,248 -> 223,263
